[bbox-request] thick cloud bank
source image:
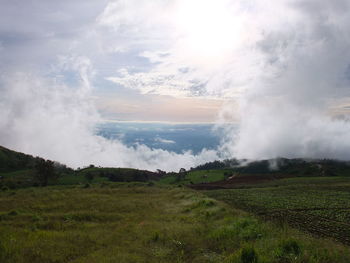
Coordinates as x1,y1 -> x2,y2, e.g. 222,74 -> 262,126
220,0 -> 350,160
98,0 -> 350,160
0,0 -> 220,171
0,69 -> 218,171
2,0 -> 350,170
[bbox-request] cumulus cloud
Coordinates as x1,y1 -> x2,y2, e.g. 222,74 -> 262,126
219,0 -> 350,160
0,64 -> 219,171
106,68 -> 204,98
100,0 -> 350,160
3,0 -> 350,172
0,0 -> 220,172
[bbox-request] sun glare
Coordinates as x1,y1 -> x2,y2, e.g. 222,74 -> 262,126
174,0 -> 243,60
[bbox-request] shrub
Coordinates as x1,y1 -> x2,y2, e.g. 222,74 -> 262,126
192,199 -> 216,209
8,210 -> 19,216
209,218 -> 263,251
150,231 -> 160,242
1,186 -> 9,191
241,246 -> 259,263
275,239 -> 302,262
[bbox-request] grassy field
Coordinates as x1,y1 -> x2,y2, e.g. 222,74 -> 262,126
1,183 -> 350,263
158,169 -> 230,185
56,174 -> 109,185
205,176 -> 350,245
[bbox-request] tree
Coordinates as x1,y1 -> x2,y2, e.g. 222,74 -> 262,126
85,172 -> 94,183
34,159 -> 56,186
179,168 -> 186,174
156,169 -> 166,176
176,168 -> 187,182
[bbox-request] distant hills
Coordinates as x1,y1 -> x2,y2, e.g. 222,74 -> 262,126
193,157 -> 350,177
2,144 -> 350,191
0,146 -> 162,189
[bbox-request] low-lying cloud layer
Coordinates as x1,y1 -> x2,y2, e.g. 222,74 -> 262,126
2,0 -> 350,171
0,67 -> 219,171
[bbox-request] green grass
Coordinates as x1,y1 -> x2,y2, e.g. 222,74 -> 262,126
77,167 -> 136,175
0,169 -> 34,178
205,176 -> 350,245
0,169 -> 35,189
158,169 -> 230,185
56,174 -> 108,185
1,183 -> 350,262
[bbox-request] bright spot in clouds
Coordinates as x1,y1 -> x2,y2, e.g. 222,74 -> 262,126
173,0 -> 243,60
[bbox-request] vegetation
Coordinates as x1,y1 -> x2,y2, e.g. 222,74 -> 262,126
76,167 -> 161,183
205,176 -> 350,245
0,146 -> 37,172
193,158 -> 350,177
158,169 -> 230,185
34,159 -> 56,186
1,184 -> 350,262
2,145 -> 350,262
0,146 -> 163,189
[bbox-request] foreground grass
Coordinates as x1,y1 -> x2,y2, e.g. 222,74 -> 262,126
0,183 -> 350,263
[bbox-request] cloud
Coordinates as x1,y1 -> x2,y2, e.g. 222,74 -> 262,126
3,0 -> 350,172
154,137 -> 176,144
218,0 -> 350,160
100,0 -> 350,160
0,57 -> 219,171
100,0 -> 251,99
106,68 -> 203,98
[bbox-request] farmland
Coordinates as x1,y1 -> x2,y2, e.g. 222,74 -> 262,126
1,183 -> 350,262
205,176 -> 350,245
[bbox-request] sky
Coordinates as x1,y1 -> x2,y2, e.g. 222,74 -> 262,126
2,0 -> 350,171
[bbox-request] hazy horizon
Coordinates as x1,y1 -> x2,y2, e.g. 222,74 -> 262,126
96,122 -> 229,155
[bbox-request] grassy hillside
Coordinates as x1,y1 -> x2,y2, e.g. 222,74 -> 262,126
0,146 -> 163,189
193,158 -> 350,177
0,146 -> 37,172
77,167 -> 161,182
158,169 -> 230,185
1,184 -> 350,263
0,145 -> 38,189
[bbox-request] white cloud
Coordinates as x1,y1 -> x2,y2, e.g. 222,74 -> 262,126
100,0 -> 350,160
218,0 -> 350,160
154,137 -> 176,144
106,68 -> 207,98
0,59 -> 219,172
3,0 -> 350,170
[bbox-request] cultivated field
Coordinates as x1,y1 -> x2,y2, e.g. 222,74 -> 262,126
205,176 -> 350,246
1,183 -> 350,262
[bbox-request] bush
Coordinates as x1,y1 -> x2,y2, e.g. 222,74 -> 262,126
8,210 -> 19,216
209,218 -> 263,251
241,246 -> 258,263
1,186 -> 9,191
275,239 -> 302,261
